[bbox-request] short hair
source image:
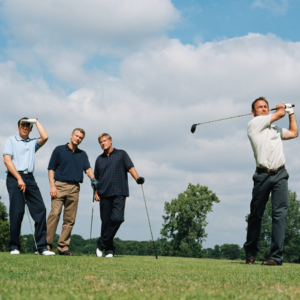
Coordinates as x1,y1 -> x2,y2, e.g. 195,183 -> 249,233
18,117 -> 29,127
252,97 -> 269,110
98,133 -> 112,144
72,128 -> 85,138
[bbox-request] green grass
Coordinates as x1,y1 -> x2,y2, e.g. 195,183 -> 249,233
1,253 -> 300,299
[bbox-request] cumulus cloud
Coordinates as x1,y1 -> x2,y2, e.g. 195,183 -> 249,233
252,0 -> 289,14
1,33 -> 300,247
1,0 -> 179,49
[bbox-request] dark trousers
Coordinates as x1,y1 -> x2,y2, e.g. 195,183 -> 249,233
6,173 -> 47,253
97,195 -> 126,255
244,168 -> 289,264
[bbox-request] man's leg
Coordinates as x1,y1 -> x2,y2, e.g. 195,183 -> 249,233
23,174 -> 48,253
6,173 -> 25,251
269,169 -> 289,265
57,183 -> 80,253
46,182 -> 66,250
97,196 -> 113,251
98,196 -> 126,255
244,171 -> 271,257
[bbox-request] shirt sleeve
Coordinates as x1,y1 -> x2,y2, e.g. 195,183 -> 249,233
123,151 -> 134,171
94,158 -> 99,180
3,138 -> 13,157
280,128 -> 287,140
83,152 -> 91,171
48,148 -> 58,170
34,138 -> 41,152
248,115 -> 271,134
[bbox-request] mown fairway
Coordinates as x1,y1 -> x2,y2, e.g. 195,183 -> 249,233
1,253 -> 300,300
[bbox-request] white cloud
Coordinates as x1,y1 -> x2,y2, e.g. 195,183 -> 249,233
252,0 -> 289,14
1,33 -> 300,247
2,0 -> 179,48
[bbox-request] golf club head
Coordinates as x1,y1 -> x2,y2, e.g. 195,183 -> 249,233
191,124 -> 197,134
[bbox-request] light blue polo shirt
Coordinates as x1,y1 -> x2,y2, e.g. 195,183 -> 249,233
3,135 -> 41,173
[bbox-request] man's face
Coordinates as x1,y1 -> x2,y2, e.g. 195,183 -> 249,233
70,130 -> 84,146
99,136 -> 112,150
18,122 -> 32,138
252,100 -> 269,117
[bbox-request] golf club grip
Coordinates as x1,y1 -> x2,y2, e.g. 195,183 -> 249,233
270,104 -> 295,111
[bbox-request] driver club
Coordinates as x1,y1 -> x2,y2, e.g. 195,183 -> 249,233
191,104 -> 295,133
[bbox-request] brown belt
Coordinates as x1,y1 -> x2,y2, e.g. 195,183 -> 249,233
256,165 -> 285,175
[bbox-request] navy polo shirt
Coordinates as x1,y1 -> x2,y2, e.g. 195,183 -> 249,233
48,144 -> 91,183
94,148 -> 134,197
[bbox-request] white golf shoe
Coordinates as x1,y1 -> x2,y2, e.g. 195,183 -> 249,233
35,250 -> 55,256
10,249 -> 20,255
105,253 -> 113,258
96,248 -> 103,257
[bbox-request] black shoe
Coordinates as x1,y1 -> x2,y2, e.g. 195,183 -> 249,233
59,250 -> 73,256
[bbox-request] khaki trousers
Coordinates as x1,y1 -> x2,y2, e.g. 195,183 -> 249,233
46,181 -> 80,252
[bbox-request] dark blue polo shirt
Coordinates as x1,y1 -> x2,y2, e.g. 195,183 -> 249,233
94,148 -> 134,197
48,144 -> 91,183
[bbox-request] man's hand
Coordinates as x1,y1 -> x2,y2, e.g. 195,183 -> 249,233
276,103 -> 286,110
91,178 -> 98,190
18,178 -> 26,192
95,192 -> 100,202
285,103 -> 294,115
50,186 -> 58,199
136,177 -> 145,185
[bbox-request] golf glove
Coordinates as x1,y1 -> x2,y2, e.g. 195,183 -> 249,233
285,103 -> 294,115
20,118 -> 37,128
136,177 -> 145,185
91,178 -> 98,190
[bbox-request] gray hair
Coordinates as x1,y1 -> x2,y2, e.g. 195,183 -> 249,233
98,133 -> 112,143
72,128 -> 85,138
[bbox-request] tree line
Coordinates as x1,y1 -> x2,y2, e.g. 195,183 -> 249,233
1,185 -> 300,263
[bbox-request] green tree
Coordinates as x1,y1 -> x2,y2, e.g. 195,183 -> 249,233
220,244 -> 241,260
245,191 -> 300,263
160,184 -> 220,258
0,196 -> 10,252
212,245 -> 222,259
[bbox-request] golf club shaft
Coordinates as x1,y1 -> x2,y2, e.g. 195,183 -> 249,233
191,104 -> 295,133
22,192 -> 39,255
195,108 -> 276,126
141,185 -> 158,259
88,192 -> 95,256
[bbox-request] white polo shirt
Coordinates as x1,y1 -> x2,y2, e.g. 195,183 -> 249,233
247,115 -> 287,169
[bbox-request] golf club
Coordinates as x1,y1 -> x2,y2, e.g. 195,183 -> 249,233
191,104 -> 295,133
22,192 -> 39,255
141,185 -> 158,259
87,191 -> 95,256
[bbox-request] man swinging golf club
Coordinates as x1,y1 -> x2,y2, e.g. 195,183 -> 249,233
94,133 -> 144,258
46,128 -> 98,256
3,118 -> 55,255
244,97 -> 298,266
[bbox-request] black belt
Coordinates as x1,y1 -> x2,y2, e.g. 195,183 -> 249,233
256,165 -> 285,175
18,171 -> 33,175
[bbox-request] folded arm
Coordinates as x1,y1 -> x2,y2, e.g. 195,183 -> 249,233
36,120 -> 49,147
283,114 -> 298,140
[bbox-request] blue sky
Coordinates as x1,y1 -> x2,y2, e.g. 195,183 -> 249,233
0,0 -> 299,249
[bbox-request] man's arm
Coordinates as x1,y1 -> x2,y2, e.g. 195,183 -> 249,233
48,170 -> 58,199
86,168 -> 95,179
129,167 -> 139,180
270,104 -> 286,124
4,155 -> 26,192
283,114 -> 298,140
36,120 -> 49,146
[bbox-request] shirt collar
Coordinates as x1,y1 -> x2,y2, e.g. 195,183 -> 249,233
65,143 -> 80,153
15,135 -> 30,142
101,148 -> 116,157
